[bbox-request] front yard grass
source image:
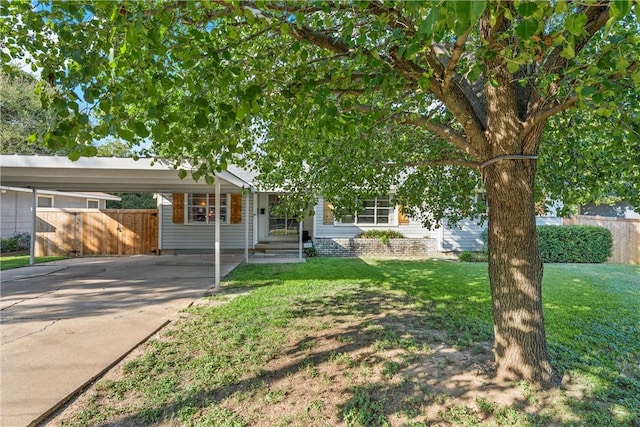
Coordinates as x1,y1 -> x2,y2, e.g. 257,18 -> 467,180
52,258 -> 639,427
0,255 -> 67,270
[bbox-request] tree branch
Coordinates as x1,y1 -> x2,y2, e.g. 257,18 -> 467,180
523,94 -> 579,135
442,29 -> 471,94
366,1 -> 416,35
290,25 -> 351,54
526,58 -> 639,136
542,4 -> 610,76
353,104 -> 478,159
385,159 -> 480,169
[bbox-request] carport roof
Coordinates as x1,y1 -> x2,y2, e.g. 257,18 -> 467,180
0,155 -> 256,193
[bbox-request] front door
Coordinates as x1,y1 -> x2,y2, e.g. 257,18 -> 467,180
268,194 -> 298,239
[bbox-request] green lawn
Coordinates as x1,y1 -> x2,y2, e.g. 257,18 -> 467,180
0,255 -> 67,270
55,258 -> 639,427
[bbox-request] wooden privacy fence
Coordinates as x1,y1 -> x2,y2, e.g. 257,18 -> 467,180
564,215 -> 640,265
36,209 -> 158,257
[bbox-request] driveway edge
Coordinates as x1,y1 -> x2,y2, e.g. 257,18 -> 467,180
33,320 -> 172,427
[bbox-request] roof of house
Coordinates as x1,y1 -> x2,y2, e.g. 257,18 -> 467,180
0,155 -> 256,193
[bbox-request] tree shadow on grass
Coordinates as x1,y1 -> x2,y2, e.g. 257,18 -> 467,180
56,258 -> 639,426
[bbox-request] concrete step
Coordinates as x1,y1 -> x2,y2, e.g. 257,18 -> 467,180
254,241 -> 300,251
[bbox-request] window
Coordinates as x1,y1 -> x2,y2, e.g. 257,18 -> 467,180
37,196 -> 53,208
87,199 -> 100,209
340,196 -> 393,225
186,193 -> 228,224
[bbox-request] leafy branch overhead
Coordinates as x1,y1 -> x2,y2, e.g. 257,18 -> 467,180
3,1 -> 638,218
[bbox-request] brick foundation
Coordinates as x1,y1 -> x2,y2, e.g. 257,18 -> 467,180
314,238 -> 438,257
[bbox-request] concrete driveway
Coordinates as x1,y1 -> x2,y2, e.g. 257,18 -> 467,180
0,254 -> 243,427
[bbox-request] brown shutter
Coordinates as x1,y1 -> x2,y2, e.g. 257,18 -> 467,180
323,200 -> 334,224
230,194 -> 242,224
172,193 -> 184,223
398,205 -> 410,225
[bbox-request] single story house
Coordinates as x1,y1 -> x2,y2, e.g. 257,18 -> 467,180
0,154 -> 563,271
1,185 -> 121,239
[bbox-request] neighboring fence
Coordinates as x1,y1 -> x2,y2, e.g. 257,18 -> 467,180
563,215 -> 639,265
36,209 -> 158,257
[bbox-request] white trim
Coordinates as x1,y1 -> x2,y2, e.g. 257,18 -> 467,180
30,189 -> 36,265
158,193 -> 163,252
214,179 -> 221,290
86,199 -> 100,209
0,185 -> 121,201
244,192 -> 250,262
252,193 -> 259,246
0,155 -> 255,193
335,196 -> 396,227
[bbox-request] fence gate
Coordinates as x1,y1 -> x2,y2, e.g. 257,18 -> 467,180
36,209 -> 158,257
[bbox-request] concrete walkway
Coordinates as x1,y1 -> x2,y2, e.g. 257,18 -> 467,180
0,255 -> 243,427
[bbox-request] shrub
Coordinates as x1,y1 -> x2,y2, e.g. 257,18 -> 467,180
0,232 -> 31,253
355,230 -> 405,245
459,251 -> 488,262
537,225 -> 612,263
303,247 -> 318,257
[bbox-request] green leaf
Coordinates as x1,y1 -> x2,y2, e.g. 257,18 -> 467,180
68,150 -> 81,161
119,128 -> 135,141
506,61 -> 520,74
469,1 -> 486,24
616,56 -> 630,72
194,112 -> 208,128
565,14 -> 588,37
133,121 -> 149,138
580,86 -> 597,97
27,133 -> 38,143
453,1 -> 471,35
516,19 -> 539,39
517,2 -> 539,17
632,69 -> 640,87
77,114 -> 89,125
596,107 -> 612,117
611,0 -> 632,18
177,169 -> 187,180
560,44 -> 575,59
418,7 -> 439,37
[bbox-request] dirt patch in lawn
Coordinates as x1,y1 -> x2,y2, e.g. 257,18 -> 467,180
46,287 -> 578,426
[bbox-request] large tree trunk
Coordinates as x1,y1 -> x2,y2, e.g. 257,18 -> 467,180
484,158 -> 557,388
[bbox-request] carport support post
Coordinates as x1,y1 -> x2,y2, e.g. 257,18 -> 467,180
30,188 -> 36,265
298,219 -> 303,260
244,191 -> 249,263
214,178 -> 221,291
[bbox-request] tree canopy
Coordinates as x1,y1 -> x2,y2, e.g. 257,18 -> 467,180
2,1 -> 638,217
0,69 -> 56,155
3,0 -> 639,387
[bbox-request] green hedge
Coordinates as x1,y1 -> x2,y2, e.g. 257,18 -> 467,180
537,225 -> 612,263
0,232 -> 30,253
355,230 -> 405,245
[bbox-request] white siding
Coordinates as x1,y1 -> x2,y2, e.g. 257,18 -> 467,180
440,220 -> 486,252
313,197 -> 433,239
441,217 -> 563,252
159,193 -> 254,250
536,217 -> 563,226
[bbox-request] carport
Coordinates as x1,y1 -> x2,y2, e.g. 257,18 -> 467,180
0,154 -> 257,288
